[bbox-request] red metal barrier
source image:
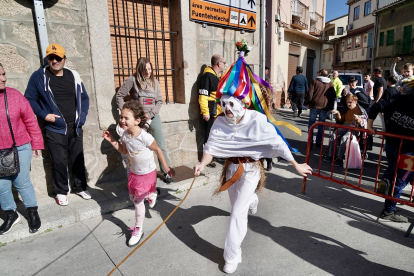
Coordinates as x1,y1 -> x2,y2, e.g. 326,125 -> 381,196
302,122 -> 414,209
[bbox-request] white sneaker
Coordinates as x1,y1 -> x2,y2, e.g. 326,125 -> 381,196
223,262 -> 238,274
76,190 -> 91,200
128,227 -> 143,247
249,197 -> 258,215
56,194 -> 68,206
148,193 -> 157,208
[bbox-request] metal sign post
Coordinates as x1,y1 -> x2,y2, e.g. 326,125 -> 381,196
33,0 -> 49,60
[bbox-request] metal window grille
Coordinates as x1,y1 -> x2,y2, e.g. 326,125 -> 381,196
108,0 -> 178,103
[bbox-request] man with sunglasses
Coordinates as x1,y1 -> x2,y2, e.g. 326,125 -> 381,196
25,43 -> 90,206
198,54 -> 226,168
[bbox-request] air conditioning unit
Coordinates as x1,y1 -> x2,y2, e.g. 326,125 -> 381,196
346,23 -> 353,31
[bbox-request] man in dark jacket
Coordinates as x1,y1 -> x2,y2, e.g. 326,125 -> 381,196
368,93 -> 414,223
288,66 -> 308,117
306,69 -> 336,148
340,76 -> 372,113
25,43 -> 90,206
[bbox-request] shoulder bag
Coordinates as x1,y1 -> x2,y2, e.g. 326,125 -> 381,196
0,88 -> 20,177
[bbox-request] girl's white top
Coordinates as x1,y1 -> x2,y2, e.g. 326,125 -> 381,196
121,129 -> 156,175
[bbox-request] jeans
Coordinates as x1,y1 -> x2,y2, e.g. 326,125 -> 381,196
383,144 -> 414,213
0,143 -> 38,211
308,109 -> 329,145
291,92 -> 305,115
150,114 -> 170,175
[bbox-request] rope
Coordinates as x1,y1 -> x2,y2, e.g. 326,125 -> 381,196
107,176 -> 197,275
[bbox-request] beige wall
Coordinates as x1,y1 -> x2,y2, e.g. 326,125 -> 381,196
348,0 -> 375,30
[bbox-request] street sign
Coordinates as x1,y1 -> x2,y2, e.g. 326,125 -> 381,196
190,0 -> 257,31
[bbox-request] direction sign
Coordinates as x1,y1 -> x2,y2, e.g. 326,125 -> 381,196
190,0 -> 257,31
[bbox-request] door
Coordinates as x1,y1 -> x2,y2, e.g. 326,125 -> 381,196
288,54 -> 300,87
403,25 -> 412,53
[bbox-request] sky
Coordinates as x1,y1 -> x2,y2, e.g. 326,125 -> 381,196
325,0 -> 349,22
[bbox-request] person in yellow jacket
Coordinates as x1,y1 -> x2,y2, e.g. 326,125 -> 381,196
330,71 -> 343,110
199,54 -> 226,168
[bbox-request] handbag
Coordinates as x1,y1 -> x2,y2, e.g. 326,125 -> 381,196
0,88 -> 20,177
343,135 -> 362,170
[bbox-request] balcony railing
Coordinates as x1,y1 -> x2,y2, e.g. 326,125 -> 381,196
309,12 -> 323,36
291,0 -> 309,30
392,39 -> 414,55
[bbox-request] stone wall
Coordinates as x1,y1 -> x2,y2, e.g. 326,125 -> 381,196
0,0 -> 261,197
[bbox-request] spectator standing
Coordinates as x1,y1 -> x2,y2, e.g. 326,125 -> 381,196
373,67 -> 387,103
383,76 -> 399,102
306,69 -> 336,148
265,66 -> 270,83
368,93 -> 414,223
25,43 -> 90,206
330,71 -> 343,109
0,64 -> 43,235
116,57 -> 174,184
364,73 -> 374,100
198,54 -> 226,168
391,57 -> 414,94
288,66 -> 308,118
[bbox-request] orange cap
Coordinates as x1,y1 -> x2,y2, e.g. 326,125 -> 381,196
46,43 -> 66,58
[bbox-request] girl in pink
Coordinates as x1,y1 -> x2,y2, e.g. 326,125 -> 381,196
103,101 -> 175,247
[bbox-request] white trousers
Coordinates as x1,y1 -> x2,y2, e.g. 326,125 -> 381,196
224,162 -> 260,265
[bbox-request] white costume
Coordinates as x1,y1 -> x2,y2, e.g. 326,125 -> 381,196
204,96 -> 294,265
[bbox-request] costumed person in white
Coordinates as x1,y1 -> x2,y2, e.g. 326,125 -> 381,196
193,43 -> 312,274
103,101 -> 175,247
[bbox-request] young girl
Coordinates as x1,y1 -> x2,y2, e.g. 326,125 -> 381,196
103,101 -> 175,247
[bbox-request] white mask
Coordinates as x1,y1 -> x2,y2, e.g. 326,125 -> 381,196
220,95 -> 246,123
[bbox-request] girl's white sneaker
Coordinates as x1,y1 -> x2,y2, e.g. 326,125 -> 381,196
128,227 -> 143,247
148,193 -> 157,208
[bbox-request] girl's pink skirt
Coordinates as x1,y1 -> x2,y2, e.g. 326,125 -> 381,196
128,170 -> 157,199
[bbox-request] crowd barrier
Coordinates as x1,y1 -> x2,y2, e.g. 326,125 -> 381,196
301,122 -> 414,237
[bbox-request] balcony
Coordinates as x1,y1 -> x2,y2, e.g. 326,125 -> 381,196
392,39 -> 414,55
309,12 -> 323,36
323,44 -> 334,50
342,47 -> 373,62
291,0 -> 309,30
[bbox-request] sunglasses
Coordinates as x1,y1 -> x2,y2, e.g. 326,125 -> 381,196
47,55 -> 63,62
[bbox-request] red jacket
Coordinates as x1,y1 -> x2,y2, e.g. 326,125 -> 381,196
0,87 -> 44,150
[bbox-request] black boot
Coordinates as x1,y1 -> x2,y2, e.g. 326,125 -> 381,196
0,210 -> 21,235
27,207 -> 41,233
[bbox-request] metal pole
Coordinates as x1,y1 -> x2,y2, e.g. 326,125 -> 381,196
33,0 -> 49,60
260,0 -> 265,79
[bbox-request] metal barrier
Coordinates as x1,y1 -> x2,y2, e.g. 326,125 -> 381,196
302,122 -> 414,236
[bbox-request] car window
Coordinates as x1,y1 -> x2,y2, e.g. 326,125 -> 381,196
337,75 -> 363,87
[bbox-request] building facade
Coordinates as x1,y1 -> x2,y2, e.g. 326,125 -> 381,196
0,1 -> 261,197
333,0 -> 375,73
373,0 -> 414,79
321,14 -> 348,70
265,0 -> 326,108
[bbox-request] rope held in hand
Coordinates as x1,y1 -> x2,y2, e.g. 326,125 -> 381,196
107,175 -> 198,276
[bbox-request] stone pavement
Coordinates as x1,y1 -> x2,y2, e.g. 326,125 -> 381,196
0,160 -> 413,275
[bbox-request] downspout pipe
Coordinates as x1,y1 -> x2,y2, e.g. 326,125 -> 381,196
371,0 -> 380,74
260,0 -> 265,79
33,0 -> 49,63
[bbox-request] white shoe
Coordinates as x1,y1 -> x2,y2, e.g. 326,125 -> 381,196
249,197 -> 258,215
223,262 -> 238,274
56,194 -> 68,206
128,227 -> 143,247
148,193 -> 157,208
76,190 -> 92,200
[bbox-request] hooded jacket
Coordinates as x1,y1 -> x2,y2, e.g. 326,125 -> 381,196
25,66 -> 89,136
198,67 -> 221,116
306,76 -> 336,110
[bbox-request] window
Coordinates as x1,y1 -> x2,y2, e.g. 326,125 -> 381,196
355,35 -> 361,48
323,53 -> 325,62
364,35 -> 367,43
364,1 -> 371,16
337,27 -> 344,35
328,53 -> 331,62
391,9 -> 395,19
379,32 -> 384,46
354,6 -> 360,20
387,30 -> 394,45
342,41 -> 345,50
368,33 -> 372,47
347,38 -> 352,50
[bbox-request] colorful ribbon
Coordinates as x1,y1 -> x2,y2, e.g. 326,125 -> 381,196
216,55 -> 301,153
